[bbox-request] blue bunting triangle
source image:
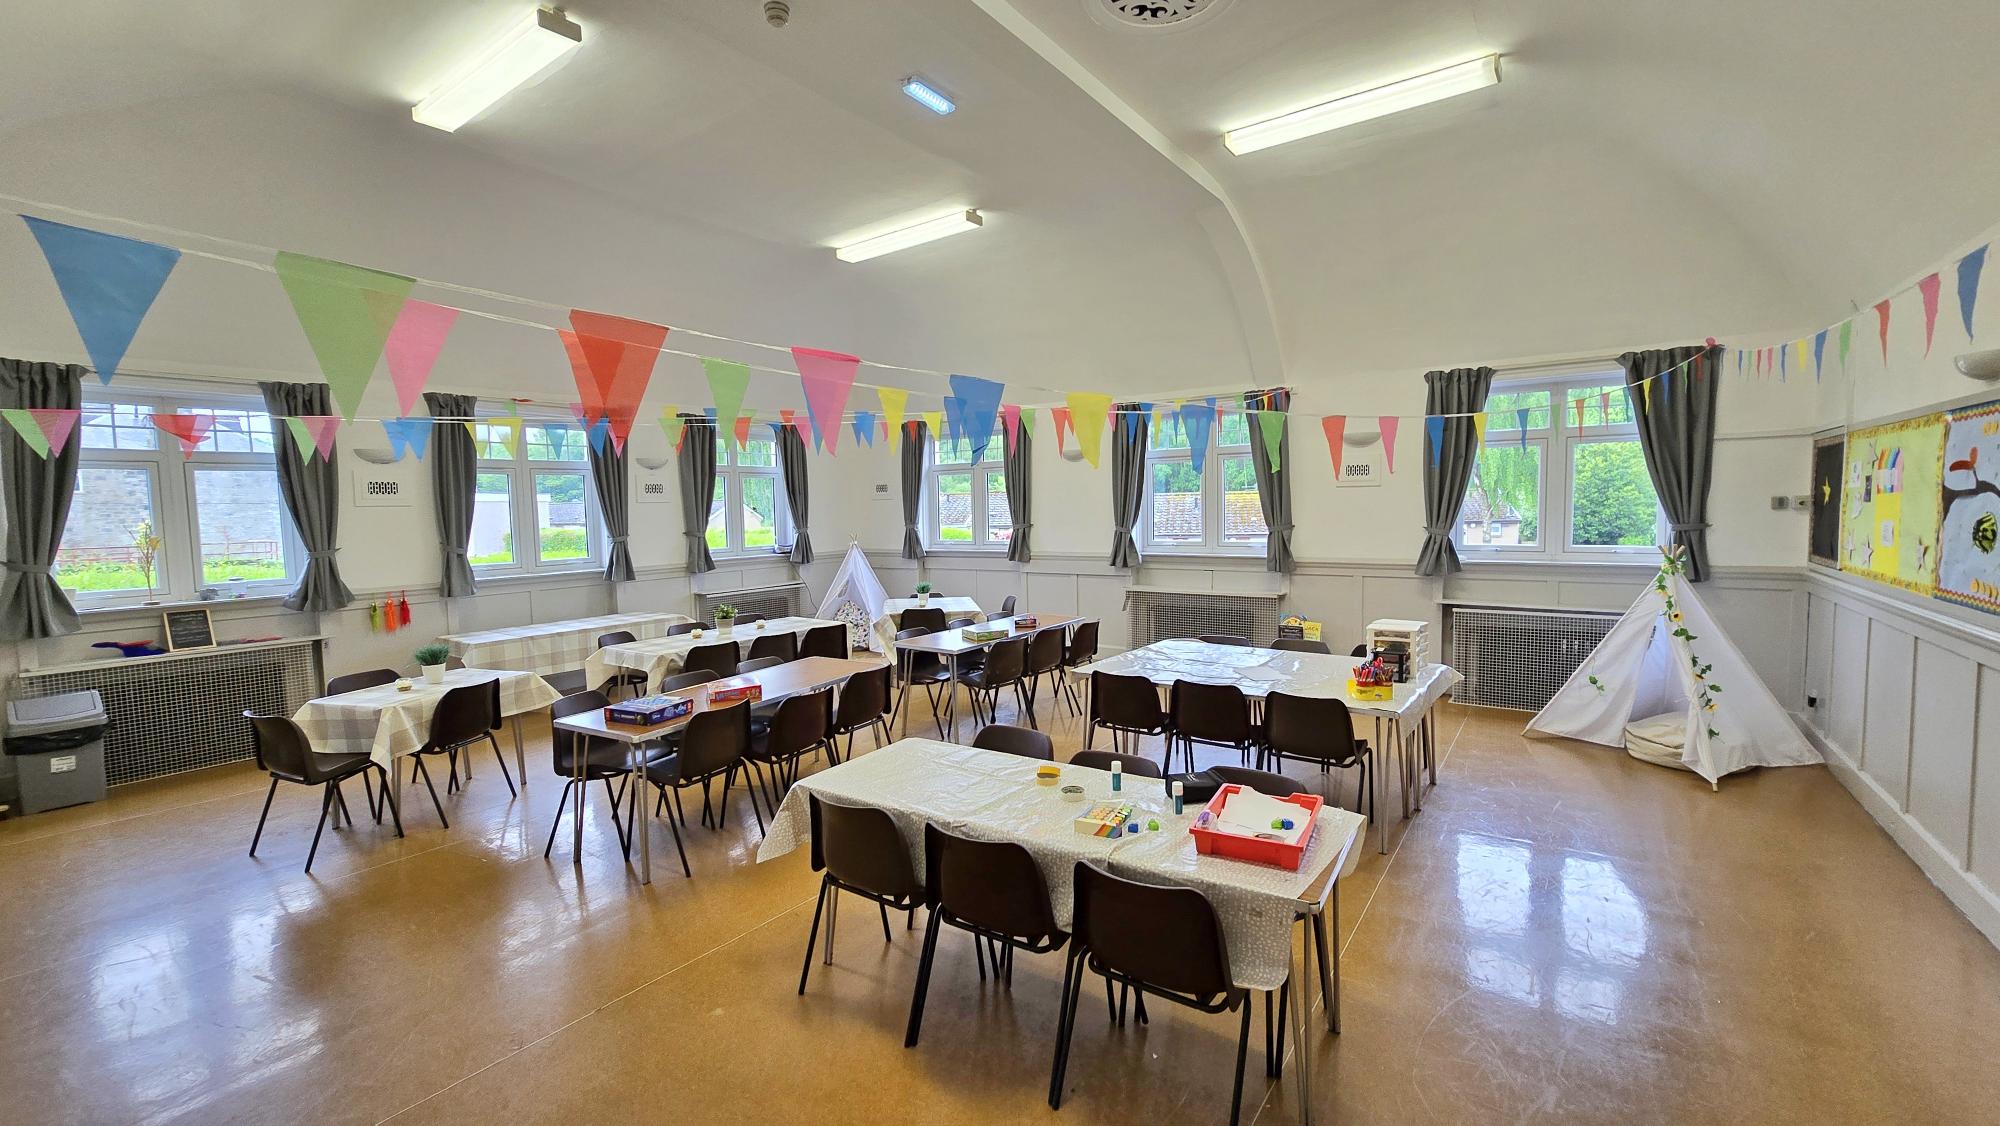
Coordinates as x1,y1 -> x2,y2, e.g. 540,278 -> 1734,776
852,410 -> 876,447
1813,329 -> 1828,382
1961,246 -> 1988,341
585,418 -> 610,456
1180,399 -> 1215,474
1426,416 -> 1446,467
382,417 -> 432,461
948,374 -> 1004,462
21,216 -> 182,385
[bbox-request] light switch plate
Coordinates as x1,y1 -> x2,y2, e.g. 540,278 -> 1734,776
1770,496 -> 1790,510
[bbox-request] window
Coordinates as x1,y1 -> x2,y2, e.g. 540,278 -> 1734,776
57,394 -> 302,606
472,420 -> 601,573
924,430 -> 1011,550
707,435 -> 792,557
1455,373 -> 1665,560
1142,410 -> 1266,554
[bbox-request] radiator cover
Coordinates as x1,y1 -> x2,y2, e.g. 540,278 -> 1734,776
1447,606 -> 1619,712
697,583 -> 803,622
1124,588 -> 1283,649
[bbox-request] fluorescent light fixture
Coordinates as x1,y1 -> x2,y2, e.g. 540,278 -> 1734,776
902,76 -> 956,116
835,210 -> 982,263
412,7 -> 583,132
1223,54 -> 1500,155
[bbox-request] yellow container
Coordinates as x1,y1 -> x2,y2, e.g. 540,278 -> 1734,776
1347,680 -> 1393,701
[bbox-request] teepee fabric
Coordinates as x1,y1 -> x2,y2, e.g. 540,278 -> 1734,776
1526,551 -> 1819,785
816,542 -> 890,653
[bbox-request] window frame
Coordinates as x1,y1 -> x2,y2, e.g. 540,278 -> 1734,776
922,429 -> 1011,552
1140,413 -> 1267,557
1455,371 -> 1667,563
708,434 -> 793,559
470,417 -> 604,575
64,390 -> 305,608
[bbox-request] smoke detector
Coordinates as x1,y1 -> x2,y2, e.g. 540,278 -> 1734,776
1090,0 -> 1234,32
763,1 -> 790,28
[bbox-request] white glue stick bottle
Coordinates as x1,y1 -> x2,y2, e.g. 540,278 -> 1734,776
1110,759 -> 1122,792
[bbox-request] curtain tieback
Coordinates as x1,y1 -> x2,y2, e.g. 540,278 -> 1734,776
442,546 -> 468,559
1270,523 -> 1295,534
1668,521 -> 1710,532
609,535 -> 629,545
1421,524 -> 1453,537
307,549 -> 339,559
3,560 -> 51,575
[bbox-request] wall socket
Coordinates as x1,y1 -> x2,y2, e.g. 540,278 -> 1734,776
1770,495 -> 1790,510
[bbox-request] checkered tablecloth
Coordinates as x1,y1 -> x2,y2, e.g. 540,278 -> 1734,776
292,669 -> 561,769
441,612 -> 692,675
1076,639 -> 1461,725
870,597 -> 984,653
758,739 -> 1366,991
583,616 -> 850,693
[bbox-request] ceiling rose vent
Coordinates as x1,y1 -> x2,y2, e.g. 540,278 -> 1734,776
1091,0 -> 1235,32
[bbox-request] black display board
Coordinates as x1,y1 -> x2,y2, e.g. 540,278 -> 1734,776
162,607 -> 216,652
1810,436 -> 1844,565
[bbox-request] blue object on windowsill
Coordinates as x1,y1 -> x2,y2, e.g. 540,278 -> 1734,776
92,640 -> 165,658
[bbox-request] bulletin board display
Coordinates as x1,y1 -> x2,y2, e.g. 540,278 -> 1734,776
1839,413 -> 1945,595
1936,400 -> 2000,613
1809,437 -> 1843,566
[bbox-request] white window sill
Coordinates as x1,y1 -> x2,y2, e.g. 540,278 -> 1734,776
922,546 -> 1011,557
1455,554 -> 1660,568
75,592 -> 289,618
1141,548 -> 1269,561
470,566 -> 606,586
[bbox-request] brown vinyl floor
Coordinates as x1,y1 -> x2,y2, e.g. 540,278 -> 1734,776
3,691 -> 1999,1125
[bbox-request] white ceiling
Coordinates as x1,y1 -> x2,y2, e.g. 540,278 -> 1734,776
3,0 -> 1998,408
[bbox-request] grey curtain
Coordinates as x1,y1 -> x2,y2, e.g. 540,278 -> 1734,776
1109,402 -> 1147,568
678,413 -> 716,574
776,423 -> 813,565
1415,366 -> 1495,576
1004,421 -> 1033,563
900,421 -> 927,560
259,381 -> 354,611
426,391 -> 478,597
1244,389 -> 1294,574
588,433 -> 634,582
0,359 -> 84,639
1622,345 -> 1721,581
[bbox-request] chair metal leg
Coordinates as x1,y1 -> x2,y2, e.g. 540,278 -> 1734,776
249,777 -> 279,857
1229,996 -> 1254,1126
542,779 -> 576,858
303,784 -> 336,874
412,756 -> 449,828
378,765 -> 403,838
798,877 -> 829,994
488,733 -> 517,797
1049,947 -> 1085,1109
878,902 -> 893,942
332,780 -> 352,829
362,772 -> 379,824
904,908 -> 944,1047
661,783 -> 691,877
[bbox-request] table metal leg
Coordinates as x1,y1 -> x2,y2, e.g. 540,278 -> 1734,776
392,754 -> 403,816
633,741 -> 651,885
512,715 -> 527,787
571,746 -> 586,861
945,653 -> 959,742
893,656 -> 912,738
1319,886 -> 1339,1033
1289,928 -> 1314,1125
1372,718 -> 1388,854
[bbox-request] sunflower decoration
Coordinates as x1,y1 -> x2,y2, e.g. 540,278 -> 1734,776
1668,609 -> 1684,624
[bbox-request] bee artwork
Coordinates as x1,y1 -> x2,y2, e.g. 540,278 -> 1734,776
1840,412 -> 1945,595
1936,401 -> 2000,614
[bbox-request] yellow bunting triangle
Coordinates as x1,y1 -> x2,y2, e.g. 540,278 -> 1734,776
920,410 -> 943,440
1472,411 -> 1488,446
877,387 -> 908,450
1067,392 -> 1113,468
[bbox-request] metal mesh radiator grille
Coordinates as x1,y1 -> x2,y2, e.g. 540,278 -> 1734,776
14,639 -> 323,785
1124,588 -> 1283,649
1447,606 -> 1618,711
697,584 -> 802,622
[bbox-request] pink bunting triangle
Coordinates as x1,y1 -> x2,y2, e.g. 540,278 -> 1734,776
150,412 -> 213,458
1918,272 -> 1942,356
384,299 -> 458,416
1000,403 -> 1022,455
28,408 -> 79,456
1875,299 -> 1893,364
1050,407 -> 1073,455
299,415 -> 340,461
791,346 -> 860,454
1378,416 -> 1399,474
1320,415 -> 1346,479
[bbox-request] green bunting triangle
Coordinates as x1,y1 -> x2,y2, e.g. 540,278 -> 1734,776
1256,408 -> 1285,472
272,251 -> 415,421
1,409 -> 49,457
284,416 -> 317,461
700,357 -> 751,451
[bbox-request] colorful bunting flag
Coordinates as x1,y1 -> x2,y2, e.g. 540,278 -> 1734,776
1813,329 -> 1828,381
941,395 -> 966,448
382,417 -> 431,461
853,410 -> 877,447
1,409 -> 49,457
1254,406 -> 1284,472
29,408 -> 80,456
587,418 -> 611,456
1378,416 -> 1399,473
1960,247 -> 1987,341
466,415 -> 520,458
21,216 -> 182,386
779,408 -> 798,432
1919,272 -> 1942,356
1573,396 -> 1586,436
877,387 -> 909,450
1020,408 -> 1036,445
1839,319 -> 1853,371
660,408 -> 686,454
283,416 -> 315,461
701,357 -> 752,452
1425,416 -> 1446,468
792,346 -> 861,454
1515,407 -> 1529,448
272,252 -> 415,420
150,412 -> 213,458
384,300 -> 457,416
1472,411 -> 1488,447
920,409 -> 943,441
1180,400 -> 1215,474
568,310 -> 667,452
1051,406 -> 1074,457
732,414 -> 752,449
949,374 -> 1004,462
301,415 -> 340,461
1000,403 -> 1022,455
1320,415 -> 1346,479
1066,393 -> 1112,468
1875,299 -> 1893,364
1778,341 -> 1788,380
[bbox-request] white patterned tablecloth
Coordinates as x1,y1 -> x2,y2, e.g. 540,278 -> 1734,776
441,612 -> 692,676
869,597 -> 985,653
1077,638 -> 1461,725
292,669 -> 560,769
583,616 -> 849,692
757,739 -> 1365,991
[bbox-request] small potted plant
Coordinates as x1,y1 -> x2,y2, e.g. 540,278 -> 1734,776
412,642 -> 451,686
132,519 -> 162,605
914,581 -> 932,608
714,604 -> 739,636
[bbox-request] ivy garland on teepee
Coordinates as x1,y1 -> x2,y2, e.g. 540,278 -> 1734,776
1653,547 -> 1724,739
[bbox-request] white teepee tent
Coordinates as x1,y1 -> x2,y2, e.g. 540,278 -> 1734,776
1525,549 -> 1820,787
816,542 -> 889,653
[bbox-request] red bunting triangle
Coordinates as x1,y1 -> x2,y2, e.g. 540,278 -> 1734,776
1875,299 -> 1893,364
566,310 -> 667,452
1051,407 -> 1073,455
1918,272 -> 1942,356
733,414 -> 752,447
1320,415 -> 1346,479
150,412 -> 213,458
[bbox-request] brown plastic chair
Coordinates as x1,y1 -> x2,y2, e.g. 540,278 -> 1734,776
961,635 -> 1031,728
541,691 -> 677,868
899,606 -> 947,634
893,626 -> 952,739
682,640 -> 739,680
543,669 -> 590,696
660,669 -> 718,694
1264,692 -> 1373,822
326,668 -> 397,696
972,723 -> 1054,761
595,631 -> 649,699
999,594 -> 1017,616
800,623 -> 847,660
1068,750 -> 1163,778
828,663 -> 893,760
1022,628 -> 1066,719
1050,861 -> 1259,1123
244,712 -> 400,873
1207,764 -> 1307,797
1350,643 -> 1369,658
736,655 -> 787,675
1088,671 -> 1169,761
1267,637 -> 1332,654
1057,620 -> 1099,715
945,616 -> 986,674
729,612 -> 768,626
745,688 -> 833,809
907,823 -> 1070,1047
640,701 -> 759,848
1197,634 -> 1252,647
746,630 -> 798,664
407,681 -> 511,826
666,621 -> 700,636
945,616 -> 977,630
799,795 -> 924,994
1169,680 -> 1262,774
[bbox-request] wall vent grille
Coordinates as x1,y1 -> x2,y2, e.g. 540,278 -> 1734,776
14,638 -> 323,785
1124,588 -> 1282,648
1095,0 -> 1232,30
1448,606 -> 1618,711
697,584 -> 803,623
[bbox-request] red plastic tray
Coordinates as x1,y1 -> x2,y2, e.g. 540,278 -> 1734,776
1188,785 -> 1323,871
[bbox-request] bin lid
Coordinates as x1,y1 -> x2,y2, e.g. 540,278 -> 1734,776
7,690 -> 108,734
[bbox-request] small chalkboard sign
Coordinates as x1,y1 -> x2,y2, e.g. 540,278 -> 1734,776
162,607 -> 216,652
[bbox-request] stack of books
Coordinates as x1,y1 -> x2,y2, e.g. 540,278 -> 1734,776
607,694 -> 693,726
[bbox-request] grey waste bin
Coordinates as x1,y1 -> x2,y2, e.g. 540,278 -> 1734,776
6,691 -> 109,814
